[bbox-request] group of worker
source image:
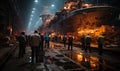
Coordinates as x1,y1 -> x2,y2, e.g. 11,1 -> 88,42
62,34 -> 104,55
80,34 -> 104,55
17,30 -> 50,63
17,31 -> 104,63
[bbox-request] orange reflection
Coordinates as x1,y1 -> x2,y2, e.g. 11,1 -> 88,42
77,52 -> 83,62
50,44 -> 54,48
10,27 -> 13,34
90,56 -> 99,68
77,54 -> 83,62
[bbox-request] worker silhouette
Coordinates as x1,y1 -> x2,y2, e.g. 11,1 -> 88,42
85,34 -> 91,52
97,34 -> 104,55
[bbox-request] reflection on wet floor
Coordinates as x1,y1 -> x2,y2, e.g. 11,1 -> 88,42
64,52 -> 102,70
51,43 -> 119,71
52,54 -> 84,71
68,52 -> 118,71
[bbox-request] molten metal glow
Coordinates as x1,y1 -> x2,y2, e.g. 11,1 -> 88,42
77,25 -> 105,37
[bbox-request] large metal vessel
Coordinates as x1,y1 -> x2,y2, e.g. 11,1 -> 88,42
40,0 -> 120,44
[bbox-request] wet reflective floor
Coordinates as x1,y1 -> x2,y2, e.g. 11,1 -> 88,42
51,42 -> 120,71
64,51 -> 117,71
1,42 -> 120,71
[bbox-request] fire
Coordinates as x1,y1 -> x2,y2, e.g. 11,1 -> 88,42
77,25 -> 105,37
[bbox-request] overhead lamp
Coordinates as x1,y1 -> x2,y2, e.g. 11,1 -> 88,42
51,4 -> 55,7
33,8 -> 36,10
31,15 -> 34,17
34,0 -> 38,3
32,11 -> 35,13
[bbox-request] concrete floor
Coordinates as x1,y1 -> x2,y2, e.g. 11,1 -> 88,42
1,42 -> 120,71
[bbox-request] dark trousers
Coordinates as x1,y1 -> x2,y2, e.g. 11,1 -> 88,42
40,42 -> 44,51
68,42 -> 73,51
85,43 -> 91,52
19,45 -> 26,58
98,43 -> 103,55
45,41 -> 49,48
81,42 -> 85,50
63,41 -> 66,47
31,46 -> 39,63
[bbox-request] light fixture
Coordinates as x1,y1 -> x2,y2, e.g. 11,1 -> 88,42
32,11 -> 35,13
51,4 -> 55,7
34,0 -> 38,3
33,8 -> 36,10
31,14 -> 34,17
